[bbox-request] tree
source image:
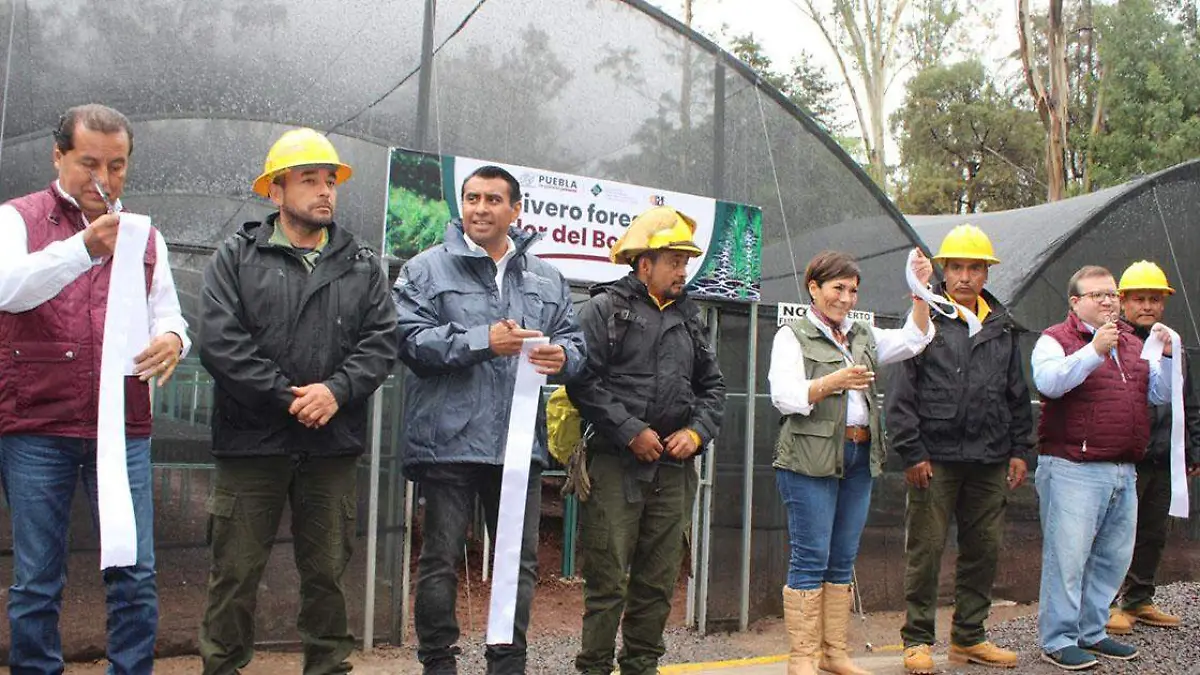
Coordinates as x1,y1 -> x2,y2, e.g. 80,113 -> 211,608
726,34 -> 847,134
791,0 -> 912,187
1088,0 -> 1200,187
892,61 -> 1045,213
1018,0 -> 1071,201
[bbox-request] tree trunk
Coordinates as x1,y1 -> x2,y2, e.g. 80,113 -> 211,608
1017,0 -> 1068,202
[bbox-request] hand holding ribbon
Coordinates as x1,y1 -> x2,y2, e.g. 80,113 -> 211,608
905,248 -> 983,337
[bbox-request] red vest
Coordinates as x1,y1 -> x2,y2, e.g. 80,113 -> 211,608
1037,311 -> 1150,462
0,185 -> 157,438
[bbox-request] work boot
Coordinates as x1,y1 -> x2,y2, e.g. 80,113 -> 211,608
1125,604 -> 1181,628
1105,607 -> 1135,635
818,583 -> 870,675
783,585 -> 823,675
949,641 -> 1017,668
902,645 -> 936,674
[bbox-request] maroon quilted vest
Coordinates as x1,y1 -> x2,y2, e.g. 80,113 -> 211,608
1037,311 -> 1150,462
0,184 -> 158,439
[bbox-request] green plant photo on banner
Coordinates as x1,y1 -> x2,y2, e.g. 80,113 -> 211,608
385,150 -> 453,260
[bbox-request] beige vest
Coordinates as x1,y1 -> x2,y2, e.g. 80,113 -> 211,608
773,316 -> 885,478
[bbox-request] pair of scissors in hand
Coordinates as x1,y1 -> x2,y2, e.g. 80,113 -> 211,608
89,171 -> 118,214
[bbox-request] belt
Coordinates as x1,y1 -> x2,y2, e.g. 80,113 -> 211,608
845,426 -> 871,443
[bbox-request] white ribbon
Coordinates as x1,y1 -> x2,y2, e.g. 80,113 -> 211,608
486,336 -> 550,644
1141,323 -> 1190,518
905,249 -> 983,337
96,213 -> 152,568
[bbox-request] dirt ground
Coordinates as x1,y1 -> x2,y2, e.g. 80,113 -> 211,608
7,603 -> 1038,674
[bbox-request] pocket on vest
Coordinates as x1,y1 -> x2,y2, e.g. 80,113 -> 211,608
12,341 -> 82,422
776,418 -> 840,477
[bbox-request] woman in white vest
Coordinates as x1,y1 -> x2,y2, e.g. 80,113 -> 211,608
768,249 -> 933,675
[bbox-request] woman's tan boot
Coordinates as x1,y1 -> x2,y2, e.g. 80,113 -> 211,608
783,585 -> 824,675
818,582 -> 871,675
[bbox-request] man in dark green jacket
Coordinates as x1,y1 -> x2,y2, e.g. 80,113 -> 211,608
198,129 -> 398,675
567,206 -> 725,675
886,225 -> 1033,674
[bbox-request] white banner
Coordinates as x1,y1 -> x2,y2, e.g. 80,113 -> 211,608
486,337 -> 550,644
777,302 -> 875,328
96,213 -> 152,569
454,157 -> 715,285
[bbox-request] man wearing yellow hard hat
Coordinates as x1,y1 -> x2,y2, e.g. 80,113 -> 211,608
567,206 -> 725,675
197,128 -> 399,674
887,224 -> 1031,672
1106,261 -> 1200,636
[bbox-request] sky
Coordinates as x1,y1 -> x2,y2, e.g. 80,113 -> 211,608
646,0 -> 1025,154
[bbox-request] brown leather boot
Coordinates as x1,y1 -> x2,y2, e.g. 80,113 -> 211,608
783,586 -> 823,675
1106,607 -> 1135,635
949,641 -> 1017,668
1126,603 -> 1181,628
818,583 -> 871,675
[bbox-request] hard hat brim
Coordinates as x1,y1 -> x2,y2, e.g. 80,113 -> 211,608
252,162 -> 353,198
932,252 -> 1000,265
1118,285 -> 1175,295
611,241 -> 704,265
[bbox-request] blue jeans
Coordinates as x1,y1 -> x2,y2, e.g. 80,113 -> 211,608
776,441 -> 874,590
0,435 -> 158,675
1035,455 -> 1136,653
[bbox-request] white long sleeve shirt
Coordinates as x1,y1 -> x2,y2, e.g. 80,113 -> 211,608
0,182 -> 191,356
769,311 -> 935,425
1032,329 -> 1169,405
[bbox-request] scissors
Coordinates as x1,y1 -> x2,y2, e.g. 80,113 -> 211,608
89,171 -> 117,213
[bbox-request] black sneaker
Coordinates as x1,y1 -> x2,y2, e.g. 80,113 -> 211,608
1041,646 -> 1100,670
1081,637 -> 1140,660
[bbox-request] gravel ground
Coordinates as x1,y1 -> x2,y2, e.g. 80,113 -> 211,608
984,581 -> 1200,674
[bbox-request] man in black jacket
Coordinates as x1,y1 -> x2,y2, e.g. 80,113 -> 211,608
887,225 -> 1033,674
197,128 -> 398,675
567,206 -> 725,675
1107,260 -> 1200,635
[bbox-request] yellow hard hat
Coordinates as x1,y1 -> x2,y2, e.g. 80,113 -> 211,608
609,206 -> 704,265
252,128 -> 353,197
933,224 -> 1000,265
1118,260 -> 1174,294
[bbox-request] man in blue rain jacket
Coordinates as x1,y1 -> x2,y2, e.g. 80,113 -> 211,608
393,165 -> 586,675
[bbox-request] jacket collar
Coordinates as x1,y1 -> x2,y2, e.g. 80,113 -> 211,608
240,213 -> 355,259
592,273 -> 700,319
443,218 -> 540,259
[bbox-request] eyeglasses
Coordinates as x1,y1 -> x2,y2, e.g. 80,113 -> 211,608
1076,291 -> 1119,302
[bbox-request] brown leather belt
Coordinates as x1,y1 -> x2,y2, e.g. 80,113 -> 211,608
845,426 -> 871,443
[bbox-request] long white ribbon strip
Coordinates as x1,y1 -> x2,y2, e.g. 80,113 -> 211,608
1141,323 -> 1190,518
486,336 -> 550,644
96,213 -> 152,568
904,249 -> 983,337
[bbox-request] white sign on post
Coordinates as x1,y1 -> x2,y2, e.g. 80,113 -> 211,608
776,302 -> 875,328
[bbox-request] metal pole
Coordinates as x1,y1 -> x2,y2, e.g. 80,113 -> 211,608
401,479 -> 415,644
363,255 -> 389,649
414,0 -> 437,151
698,309 -> 720,634
712,59 -> 726,199
739,302 -> 759,631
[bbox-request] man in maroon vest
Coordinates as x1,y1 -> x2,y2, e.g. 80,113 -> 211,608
1031,265 -> 1173,671
0,104 -> 189,674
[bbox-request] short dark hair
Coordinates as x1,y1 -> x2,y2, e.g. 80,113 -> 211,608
1068,265 -> 1113,296
461,165 -> 521,204
803,250 -> 861,299
53,104 -> 134,155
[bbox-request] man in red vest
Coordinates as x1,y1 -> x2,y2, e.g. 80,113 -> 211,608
0,104 -> 188,674
1031,265 -> 1173,671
